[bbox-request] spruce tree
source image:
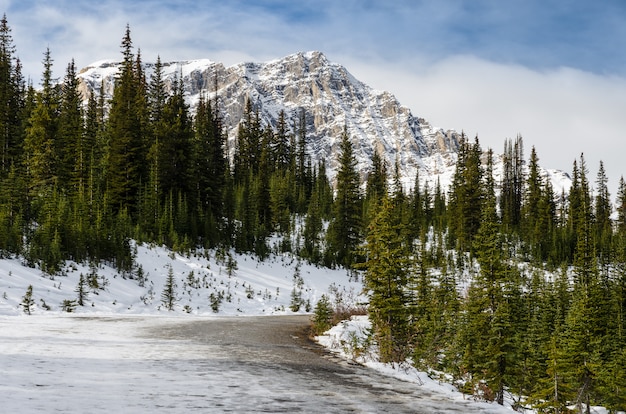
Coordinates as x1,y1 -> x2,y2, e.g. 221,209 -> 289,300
326,128 -> 361,268
23,48 -> 59,196
363,196 -> 412,363
456,150 -> 516,405
365,150 -> 387,204
616,176 -> 626,235
75,273 -> 87,306
311,294 -> 333,335
144,55 -> 167,230
295,108 -> 310,213
500,136 -> 524,234
272,110 -> 290,171
233,99 -> 262,183
21,284 -> 34,315
448,134 -> 483,252
161,265 -> 177,311
193,93 -> 226,243
0,15 -> 24,176
522,146 -> 542,258
562,154 -> 604,412
302,185 -> 323,263
106,25 -> 146,213
410,239 -> 436,367
594,161 -> 612,272
158,74 -> 193,198
58,59 -> 84,195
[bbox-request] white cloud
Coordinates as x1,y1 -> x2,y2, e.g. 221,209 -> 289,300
345,55 -> 626,195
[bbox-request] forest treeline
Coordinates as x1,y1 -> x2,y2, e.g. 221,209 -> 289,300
0,19 -> 625,412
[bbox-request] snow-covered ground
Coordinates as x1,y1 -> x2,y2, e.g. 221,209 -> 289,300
0,242 -> 362,316
0,242 -> 583,413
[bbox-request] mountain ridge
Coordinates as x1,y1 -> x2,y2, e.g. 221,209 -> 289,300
77,51 -> 570,193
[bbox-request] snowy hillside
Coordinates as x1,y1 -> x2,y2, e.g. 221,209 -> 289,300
0,242 -> 362,317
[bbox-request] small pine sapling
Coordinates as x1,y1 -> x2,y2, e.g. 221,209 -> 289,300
75,273 -> 88,306
289,263 -> 305,312
161,266 -> 177,311
61,299 -> 77,313
311,294 -> 333,335
21,285 -> 35,315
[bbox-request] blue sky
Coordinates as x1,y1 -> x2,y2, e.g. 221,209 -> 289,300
1,0 -> 625,193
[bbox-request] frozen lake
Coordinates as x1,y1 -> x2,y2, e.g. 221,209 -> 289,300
1,315 -> 507,413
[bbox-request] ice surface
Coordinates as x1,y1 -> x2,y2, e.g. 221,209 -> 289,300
1,315 -> 515,413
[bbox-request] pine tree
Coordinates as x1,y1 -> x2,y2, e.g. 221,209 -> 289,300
448,134 -> 483,252
144,55 -> 167,231
0,15 -> 24,177
528,334 -> 571,413
365,150 -> 387,204
312,294 -> 333,335
314,160 -> 334,220
428,258 -> 459,371
75,273 -> 87,306
23,48 -> 59,196
500,136 -> 524,234
193,92 -> 226,243
363,149 -> 387,235
456,150 -> 517,405
522,146 -> 542,255
255,128 -> 272,237
58,59 -> 84,195
410,239 -> 436,367
616,176 -> 626,235
561,154 -> 604,413
594,161 -> 612,272
432,177 -> 447,232
272,110 -> 290,171
363,196 -> 412,363
161,265 -> 177,311
0,163 -> 26,255
106,25 -> 146,213
326,128 -> 361,268
233,99 -> 262,183
21,284 -> 34,315
294,108 -> 311,213
158,74 -> 193,198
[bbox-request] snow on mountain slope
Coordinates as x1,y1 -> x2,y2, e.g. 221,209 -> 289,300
77,51 -> 571,195
78,51 -> 464,192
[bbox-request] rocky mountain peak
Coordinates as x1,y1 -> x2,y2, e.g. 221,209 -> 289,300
77,51 -> 568,193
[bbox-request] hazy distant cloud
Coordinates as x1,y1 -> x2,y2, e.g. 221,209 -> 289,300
348,55 -> 626,193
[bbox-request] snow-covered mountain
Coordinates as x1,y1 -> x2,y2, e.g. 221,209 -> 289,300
77,51 -> 569,193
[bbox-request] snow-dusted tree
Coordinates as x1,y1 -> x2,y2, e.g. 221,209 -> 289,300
289,264 -> 304,312
21,284 -> 34,315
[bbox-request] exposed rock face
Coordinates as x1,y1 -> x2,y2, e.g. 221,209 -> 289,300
78,51 -> 573,195
78,51 -> 461,191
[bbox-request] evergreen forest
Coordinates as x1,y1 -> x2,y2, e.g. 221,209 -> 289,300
0,19 -> 624,412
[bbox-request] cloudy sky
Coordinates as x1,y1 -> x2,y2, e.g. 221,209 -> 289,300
1,0 -> 625,194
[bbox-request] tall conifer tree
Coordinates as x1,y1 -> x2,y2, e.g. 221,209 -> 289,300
23,48 -> 59,196
326,127 -> 361,268
106,25 -> 146,213
363,195 -> 412,362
